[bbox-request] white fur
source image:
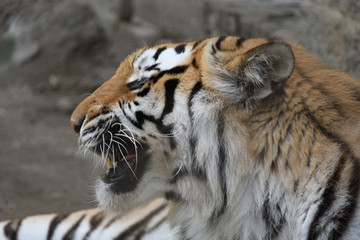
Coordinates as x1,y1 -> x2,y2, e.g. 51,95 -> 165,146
128,46 -> 192,91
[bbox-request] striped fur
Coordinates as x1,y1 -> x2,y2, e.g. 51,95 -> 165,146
0,199 -> 174,240
3,36 -> 360,239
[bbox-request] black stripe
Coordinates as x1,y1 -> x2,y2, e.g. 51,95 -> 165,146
62,215 -> 86,240
191,58 -> 198,69
175,44 -> 186,54
258,146 -> 267,166
215,36 -> 227,50
145,63 -> 160,71
193,41 -> 201,49
262,196 -> 285,239
165,190 -> 182,202
179,225 -> 190,240
293,179 -> 299,193
306,129 -> 316,167
160,79 -> 179,120
236,37 -> 246,48
133,216 -> 168,240
121,106 -> 143,130
4,219 -> 22,240
188,82 -> 203,111
188,81 -> 205,179
83,212 -> 105,240
47,214 -> 69,240
328,154 -> 360,239
192,40 -> 202,50
137,86 -> 150,97
114,204 -> 167,240
158,123 -> 177,149
134,111 -> 176,149
169,165 -> 206,184
209,116 -> 227,224
307,153 -> 346,239
211,44 -> 217,54
153,47 -> 166,60
135,111 -> 156,128
271,118 -> 293,172
151,65 -> 188,84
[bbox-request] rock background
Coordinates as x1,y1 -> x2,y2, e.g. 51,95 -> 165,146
0,0 -> 359,220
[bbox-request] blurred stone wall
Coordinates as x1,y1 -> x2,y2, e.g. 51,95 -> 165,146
298,0 -> 360,78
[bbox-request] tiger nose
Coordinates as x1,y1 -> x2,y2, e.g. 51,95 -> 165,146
70,117 -> 85,135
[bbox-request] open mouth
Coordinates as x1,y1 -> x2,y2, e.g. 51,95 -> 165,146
90,127 -> 150,194
101,153 -> 138,184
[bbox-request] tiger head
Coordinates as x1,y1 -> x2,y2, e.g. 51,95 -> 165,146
70,37 -> 295,214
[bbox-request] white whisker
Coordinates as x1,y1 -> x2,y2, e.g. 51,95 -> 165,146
112,135 -> 128,145
115,133 -> 142,148
103,140 -> 112,162
149,127 -> 182,138
119,124 -> 141,170
115,141 -> 139,181
172,165 -> 183,178
111,145 -> 116,173
111,138 -> 129,154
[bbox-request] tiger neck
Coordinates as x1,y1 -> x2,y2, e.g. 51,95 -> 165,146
167,107 -> 272,239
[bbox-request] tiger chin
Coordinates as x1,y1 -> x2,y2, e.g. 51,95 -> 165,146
70,36 -> 360,239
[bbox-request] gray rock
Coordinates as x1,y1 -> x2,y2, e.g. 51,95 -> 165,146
133,0 -> 205,40
298,0 -> 360,78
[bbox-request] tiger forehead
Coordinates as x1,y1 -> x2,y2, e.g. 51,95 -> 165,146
128,44 -> 193,84
116,36 -> 266,96
128,37 -> 267,74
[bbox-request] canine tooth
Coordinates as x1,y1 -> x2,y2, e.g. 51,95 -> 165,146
107,160 -> 114,169
107,155 -> 115,169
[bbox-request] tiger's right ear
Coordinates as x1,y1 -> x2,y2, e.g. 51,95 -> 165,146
203,41 -> 295,105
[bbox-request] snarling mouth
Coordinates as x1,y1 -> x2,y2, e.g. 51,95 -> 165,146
101,153 -> 138,184
89,124 -> 150,194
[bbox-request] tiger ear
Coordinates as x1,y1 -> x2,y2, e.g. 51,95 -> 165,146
205,41 -> 295,104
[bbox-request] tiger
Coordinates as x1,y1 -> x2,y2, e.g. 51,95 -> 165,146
1,35 -> 360,240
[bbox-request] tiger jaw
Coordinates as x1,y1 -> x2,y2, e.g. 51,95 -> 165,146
79,119 -> 152,194
92,141 -> 151,194
101,154 -> 137,183
98,144 -> 151,194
